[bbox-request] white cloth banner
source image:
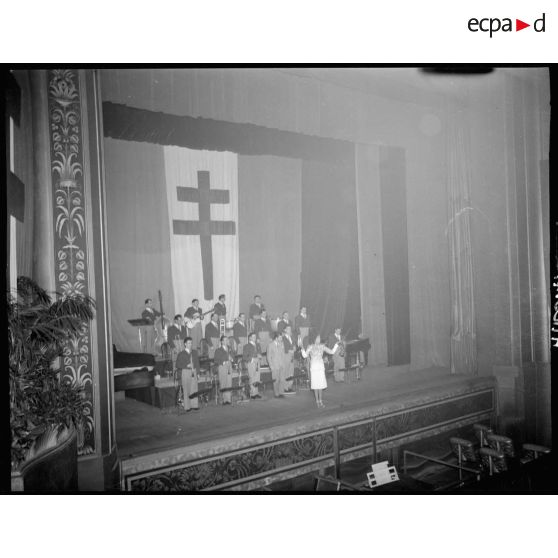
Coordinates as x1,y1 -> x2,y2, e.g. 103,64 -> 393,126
164,147 -> 239,322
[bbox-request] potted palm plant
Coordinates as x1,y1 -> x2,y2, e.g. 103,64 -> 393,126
9,276 -> 95,491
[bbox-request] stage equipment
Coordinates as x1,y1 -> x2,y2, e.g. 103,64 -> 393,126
154,290 -> 171,356
366,461 -> 399,488
128,318 -> 152,351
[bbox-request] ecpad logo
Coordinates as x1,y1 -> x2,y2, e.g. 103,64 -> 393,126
468,13 -> 546,37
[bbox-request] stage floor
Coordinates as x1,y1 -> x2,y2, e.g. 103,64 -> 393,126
115,365 -> 476,459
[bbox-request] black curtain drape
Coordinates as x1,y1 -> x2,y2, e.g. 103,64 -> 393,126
379,146 -> 410,365
300,158 -> 361,340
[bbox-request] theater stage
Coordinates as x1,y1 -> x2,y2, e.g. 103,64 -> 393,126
116,365 -> 496,491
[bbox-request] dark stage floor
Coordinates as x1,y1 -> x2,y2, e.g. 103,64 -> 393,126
115,365 -> 467,458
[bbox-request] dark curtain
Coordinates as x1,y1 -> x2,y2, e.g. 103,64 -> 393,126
379,146 -> 411,365
238,155 -> 302,320
300,158 -> 361,339
104,138 -> 175,351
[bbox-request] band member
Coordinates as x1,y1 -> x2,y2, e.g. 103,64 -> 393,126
184,298 -> 204,350
282,325 -> 296,393
249,295 -> 265,321
294,306 -> 311,348
140,298 -> 161,354
232,312 -> 248,356
267,332 -> 286,398
167,314 -> 187,369
175,337 -> 200,411
214,335 -> 233,405
254,309 -> 272,357
300,333 -> 338,408
213,294 -> 227,321
205,313 -> 220,358
277,311 -> 292,335
242,332 -> 261,399
328,327 -> 345,382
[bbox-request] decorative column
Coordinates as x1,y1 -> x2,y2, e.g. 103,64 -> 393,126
43,69 -> 117,488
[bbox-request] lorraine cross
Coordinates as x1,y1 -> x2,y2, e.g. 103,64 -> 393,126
173,170 -> 236,300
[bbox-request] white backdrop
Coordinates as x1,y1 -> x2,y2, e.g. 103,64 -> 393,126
164,146 -> 239,321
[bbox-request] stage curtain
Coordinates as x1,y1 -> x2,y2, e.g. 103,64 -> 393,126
238,155 -> 302,321
447,112 -> 477,375
300,158 -> 361,339
355,144 -> 388,365
379,146 -> 411,365
104,138 -> 175,351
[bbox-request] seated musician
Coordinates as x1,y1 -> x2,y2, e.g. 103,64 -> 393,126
281,325 -> 296,393
184,298 -> 204,350
327,326 -> 345,382
242,332 -> 261,399
232,312 -> 248,356
294,306 -> 311,349
140,298 -> 162,354
254,309 -> 272,357
214,335 -> 233,405
277,311 -> 292,335
175,337 -> 200,412
204,313 -> 220,359
167,314 -> 187,370
213,294 -> 227,322
248,294 -> 264,331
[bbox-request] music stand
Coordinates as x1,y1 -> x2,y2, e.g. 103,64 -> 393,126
128,318 -> 151,352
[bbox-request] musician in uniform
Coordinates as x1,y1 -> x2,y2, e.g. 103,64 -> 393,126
205,313 -> 220,359
214,335 -> 233,405
294,306 -> 311,349
167,314 -> 187,370
184,298 -> 204,350
282,325 -> 296,393
175,337 -> 200,412
243,332 -> 261,399
267,332 -> 286,398
277,311 -> 292,335
141,298 -> 161,354
249,295 -> 264,322
232,312 -> 248,356
213,294 -> 227,321
328,326 -> 345,382
254,309 -> 272,357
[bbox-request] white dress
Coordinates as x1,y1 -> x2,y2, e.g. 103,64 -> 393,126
304,344 -> 328,390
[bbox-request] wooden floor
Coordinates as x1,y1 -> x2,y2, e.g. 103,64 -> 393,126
115,365 -> 465,458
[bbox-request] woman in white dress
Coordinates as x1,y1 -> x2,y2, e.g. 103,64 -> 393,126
299,333 -> 338,408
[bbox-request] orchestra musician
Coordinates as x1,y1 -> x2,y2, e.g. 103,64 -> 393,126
249,295 -> 265,321
277,311 -> 292,335
184,298 -> 204,350
267,332 -> 286,398
140,298 -> 162,354
254,309 -> 272,357
242,332 -> 262,399
175,337 -> 200,412
214,335 -> 233,405
328,326 -> 345,382
213,294 -> 227,321
204,313 -> 220,359
167,314 -> 187,370
281,325 -> 296,393
232,312 -> 248,356
294,306 -> 311,349
249,294 -> 265,332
